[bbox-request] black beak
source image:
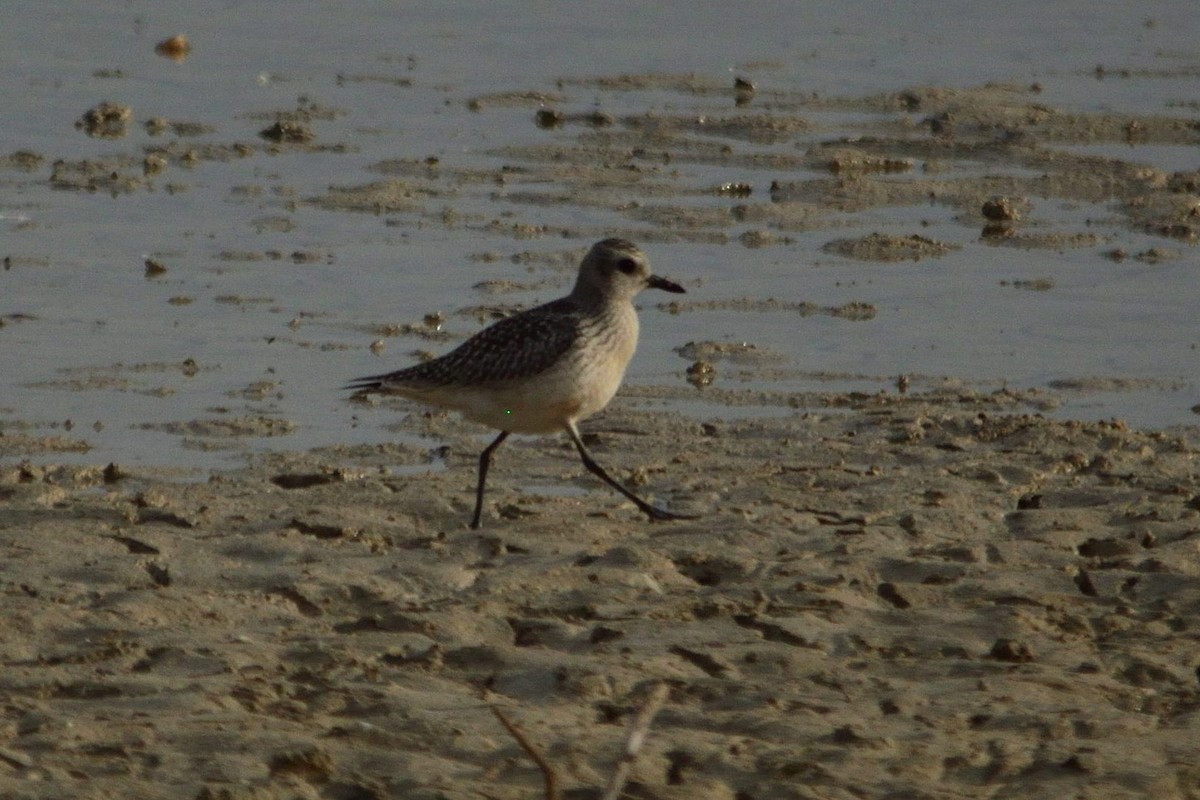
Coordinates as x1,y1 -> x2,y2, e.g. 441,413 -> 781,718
647,274 -> 686,294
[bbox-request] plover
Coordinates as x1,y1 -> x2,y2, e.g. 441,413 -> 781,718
347,238 -> 694,529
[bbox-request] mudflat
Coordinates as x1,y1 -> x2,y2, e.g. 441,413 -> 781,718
3,386 -> 1198,798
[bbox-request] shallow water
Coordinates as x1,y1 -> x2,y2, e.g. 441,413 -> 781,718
2,1 -> 1197,472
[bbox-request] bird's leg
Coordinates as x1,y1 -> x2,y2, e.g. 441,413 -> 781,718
565,424 -> 694,522
471,431 -> 510,529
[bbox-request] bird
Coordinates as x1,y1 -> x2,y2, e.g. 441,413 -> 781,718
346,238 -> 695,529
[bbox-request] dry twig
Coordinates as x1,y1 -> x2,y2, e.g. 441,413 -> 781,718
491,682 -> 670,800
491,705 -> 560,800
601,682 -> 670,800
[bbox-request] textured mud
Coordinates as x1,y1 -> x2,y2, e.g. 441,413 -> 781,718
3,65 -> 1200,799
4,387 -> 1200,799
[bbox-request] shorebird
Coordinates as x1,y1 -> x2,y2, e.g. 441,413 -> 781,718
347,238 -> 694,529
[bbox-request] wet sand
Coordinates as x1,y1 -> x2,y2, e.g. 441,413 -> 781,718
3,386 -> 1199,798
4,20 -> 1200,793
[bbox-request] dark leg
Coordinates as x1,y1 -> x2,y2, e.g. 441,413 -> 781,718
565,423 -> 694,523
471,431 -> 510,529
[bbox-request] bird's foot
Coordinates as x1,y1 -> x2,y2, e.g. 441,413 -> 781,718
642,505 -> 699,523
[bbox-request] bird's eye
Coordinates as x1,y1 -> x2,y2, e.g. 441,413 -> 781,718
616,258 -> 639,275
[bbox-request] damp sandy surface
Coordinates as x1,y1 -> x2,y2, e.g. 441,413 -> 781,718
2,3 -> 1200,798
4,391 -> 1200,798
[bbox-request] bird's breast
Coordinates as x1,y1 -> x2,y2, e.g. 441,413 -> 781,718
570,305 -> 639,417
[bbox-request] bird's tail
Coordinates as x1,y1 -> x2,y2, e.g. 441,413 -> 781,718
343,373 -> 390,394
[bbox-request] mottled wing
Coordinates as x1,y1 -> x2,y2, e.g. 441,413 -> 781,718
347,298 -> 582,392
